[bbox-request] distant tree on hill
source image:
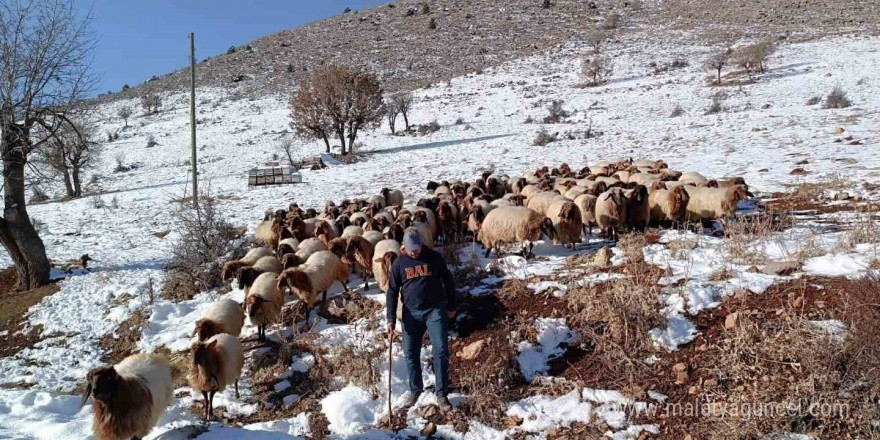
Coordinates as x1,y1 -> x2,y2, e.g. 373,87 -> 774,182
391,92 -> 414,131
141,93 -> 162,114
385,98 -> 400,134
290,66 -> 384,155
705,47 -> 733,84
117,106 -> 133,127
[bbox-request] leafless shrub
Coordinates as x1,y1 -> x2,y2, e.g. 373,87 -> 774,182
278,138 -> 297,167
146,134 -> 158,148
90,195 -> 105,209
733,40 -> 776,78
580,56 -> 612,87
543,100 -> 569,123
391,92 -> 413,131
532,128 -> 557,146
163,191 -> 237,301
823,86 -> 851,109
428,17 -> 437,30
420,3 -> 430,14
524,115 -> 534,124
670,58 -> 689,69
670,104 -> 684,118
806,95 -> 821,106
455,117 -> 464,125
30,186 -> 49,204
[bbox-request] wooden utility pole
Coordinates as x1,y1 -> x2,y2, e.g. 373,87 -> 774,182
189,32 -> 198,206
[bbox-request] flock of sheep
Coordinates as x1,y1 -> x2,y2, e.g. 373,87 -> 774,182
78,158 -> 752,439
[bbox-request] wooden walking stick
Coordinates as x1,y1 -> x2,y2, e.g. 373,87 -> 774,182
387,329 -> 394,428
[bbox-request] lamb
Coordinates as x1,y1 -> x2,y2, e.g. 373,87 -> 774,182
277,250 -> 350,316
595,188 -> 628,240
342,236 -> 375,290
193,299 -> 245,342
683,185 -> 750,222
188,333 -> 244,422
573,194 -> 598,235
477,206 -> 555,258
648,185 -> 690,225
526,191 -> 567,216
381,188 -> 404,207
624,185 -> 650,231
81,353 -> 174,440
546,200 -> 583,248
244,272 -> 284,342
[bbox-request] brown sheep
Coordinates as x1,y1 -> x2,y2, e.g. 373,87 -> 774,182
546,200 -> 583,249
189,334 -> 244,422
648,185 -> 690,226
595,188 -> 628,240
624,185 -> 650,232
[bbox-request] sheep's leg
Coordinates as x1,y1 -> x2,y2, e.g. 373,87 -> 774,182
202,390 -> 210,422
209,390 -> 216,422
320,290 -> 328,316
484,246 -> 491,258
342,280 -> 350,292
235,380 -> 240,399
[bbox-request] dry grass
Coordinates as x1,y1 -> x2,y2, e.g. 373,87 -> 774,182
723,211 -> 793,265
563,263 -> 665,389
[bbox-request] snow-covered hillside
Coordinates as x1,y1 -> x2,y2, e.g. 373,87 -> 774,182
1,31 -> 879,439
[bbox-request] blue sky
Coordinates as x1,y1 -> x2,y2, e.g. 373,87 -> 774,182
86,0 -> 387,95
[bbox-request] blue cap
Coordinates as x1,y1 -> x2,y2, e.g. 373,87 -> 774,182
402,229 -> 422,252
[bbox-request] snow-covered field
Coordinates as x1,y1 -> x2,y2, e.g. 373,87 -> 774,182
1,31 -> 879,439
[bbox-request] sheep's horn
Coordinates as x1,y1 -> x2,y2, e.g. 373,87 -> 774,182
80,383 -> 92,409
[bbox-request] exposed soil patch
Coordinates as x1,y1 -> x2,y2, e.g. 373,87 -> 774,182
98,308 -> 150,365
0,267 -> 59,359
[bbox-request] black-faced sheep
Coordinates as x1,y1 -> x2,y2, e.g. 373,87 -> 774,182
624,185 -> 650,232
189,333 -> 244,422
81,354 -> 174,440
381,188 -> 404,207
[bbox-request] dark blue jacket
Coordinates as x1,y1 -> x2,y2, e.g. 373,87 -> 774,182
386,248 -> 456,322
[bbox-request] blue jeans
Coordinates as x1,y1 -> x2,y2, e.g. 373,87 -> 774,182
401,307 -> 449,397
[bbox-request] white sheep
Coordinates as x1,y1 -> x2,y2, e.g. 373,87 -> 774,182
244,272 -> 284,342
341,225 -> 364,240
595,188 -> 628,240
381,188 -> 404,207
526,191 -> 567,216
277,250 -> 350,316
189,333 -> 244,422
193,298 -> 245,341
683,185 -> 750,221
81,353 -> 174,440
573,194 -> 598,235
221,247 -> 274,280
477,206 -> 554,258
372,239 -> 401,294
546,199 -> 582,248
648,185 -> 690,224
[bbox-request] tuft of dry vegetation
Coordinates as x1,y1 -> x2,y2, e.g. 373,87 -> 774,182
543,100 -> 569,124
533,128 -> 557,146
823,86 -> 852,109
580,55 -> 612,87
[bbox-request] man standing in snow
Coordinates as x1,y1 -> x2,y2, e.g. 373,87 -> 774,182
386,230 -> 457,411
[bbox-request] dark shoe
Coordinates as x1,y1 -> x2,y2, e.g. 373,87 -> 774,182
437,395 -> 453,411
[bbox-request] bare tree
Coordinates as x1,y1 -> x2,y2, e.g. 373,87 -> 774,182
391,92 -> 413,131
734,40 -> 776,77
117,105 -> 132,127
385,98 -> 399,134
33,115 -> 100,198
1,0 -> 97,291
278,137 -> 297,167
291,66 -> 384,155
290,77 -> 333,152
581,56 -> 613,87
585,28 -> 607,54
705,47 -> 732,84
140,93 -> 161,114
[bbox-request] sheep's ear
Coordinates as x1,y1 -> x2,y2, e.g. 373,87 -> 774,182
206,339 -> 218,350
191,320 -> 202,338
